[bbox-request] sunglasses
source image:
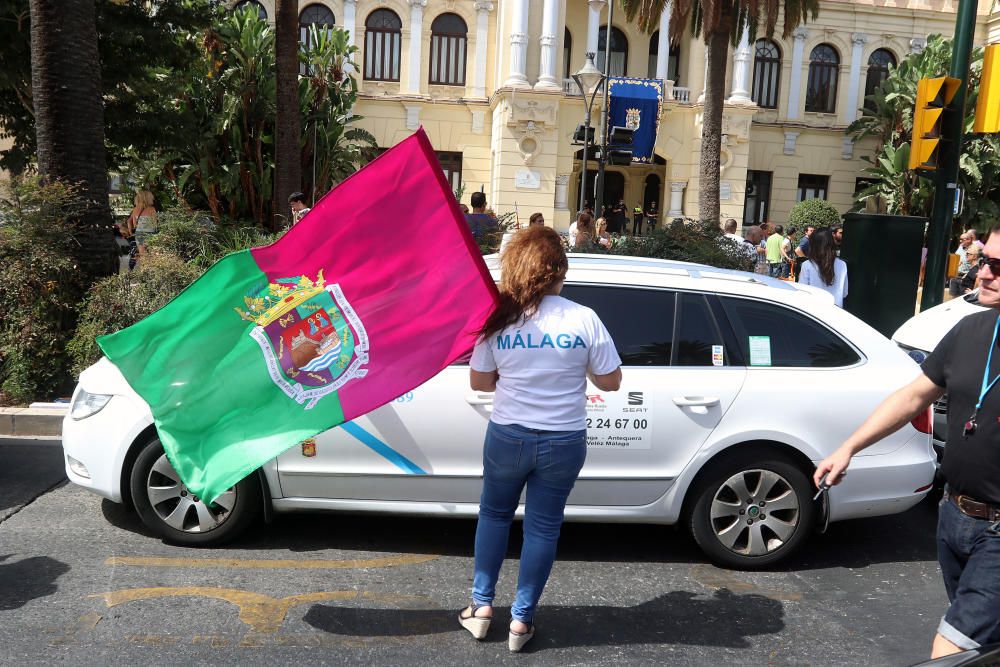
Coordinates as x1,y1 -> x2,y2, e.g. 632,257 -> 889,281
978,255 -> 1000,274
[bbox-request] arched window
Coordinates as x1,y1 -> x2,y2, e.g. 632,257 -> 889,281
564,28 -> 572,80
429,13 -> 467,86
805,44 -> 840,113
300,4 -> 335,50
597,26 -> 628,77
234,0 -> 267,20
864,48 -> 896,108
364,9 -> 402,82
751,39 -> 781,109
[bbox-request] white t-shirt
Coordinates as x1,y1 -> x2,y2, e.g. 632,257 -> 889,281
470,295 -> 621,431
568,221 -> 578,248
800,258 -> 849,307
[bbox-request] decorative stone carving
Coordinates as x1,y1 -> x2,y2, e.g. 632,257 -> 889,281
783,130 -> 800,155
841,136 -> 854,160
721,114 -> 752,142
910,37 -> 926,54
471,109 -> 486,134
404,104 -> 421,130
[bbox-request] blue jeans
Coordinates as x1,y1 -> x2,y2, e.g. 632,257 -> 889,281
472,421 -> 587,624
936,495 -> 1000,649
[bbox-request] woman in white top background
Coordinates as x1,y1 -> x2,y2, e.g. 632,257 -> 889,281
460,226 -> 622,651
799,227 -> 849,307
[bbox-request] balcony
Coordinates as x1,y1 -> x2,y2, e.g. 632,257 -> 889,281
671,86 -> 691,103
563,78 -> 582,96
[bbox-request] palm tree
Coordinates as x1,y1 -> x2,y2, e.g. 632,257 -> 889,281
274,0 -> 302,230
28,0 -> 117,282
621,0 -> 819,224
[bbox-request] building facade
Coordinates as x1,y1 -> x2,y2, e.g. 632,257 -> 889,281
210,2 -> 1000,229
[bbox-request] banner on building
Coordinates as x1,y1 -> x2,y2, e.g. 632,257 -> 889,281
607,78 -> 664,163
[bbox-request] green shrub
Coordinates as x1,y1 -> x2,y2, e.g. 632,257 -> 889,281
0,177 -> 88,402
788,199 -> 842,230
68,252 -> 203,374
144,208 -> 219,263
593,219 -> 754,271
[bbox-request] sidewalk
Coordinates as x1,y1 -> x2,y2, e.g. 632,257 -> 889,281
0,403 -> 67,438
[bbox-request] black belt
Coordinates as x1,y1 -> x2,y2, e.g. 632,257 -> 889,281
947,491 -> 1000,522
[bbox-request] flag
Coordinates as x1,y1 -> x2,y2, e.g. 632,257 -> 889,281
607,77 -> 664,163
97,129 -> 498,503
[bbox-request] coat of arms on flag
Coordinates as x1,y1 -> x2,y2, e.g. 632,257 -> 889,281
625,107 -> 641,130
235,271 -> 369,409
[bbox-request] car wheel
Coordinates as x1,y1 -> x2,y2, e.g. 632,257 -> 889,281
129,437 -> 261,546
689,452 -> 816,569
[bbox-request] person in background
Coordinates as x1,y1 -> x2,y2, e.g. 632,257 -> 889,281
951,232 -> 976,296
765,224 -> 785,278
794,225 -> 816,281
574,214 -> 596,250
632,204 -> 644,236
799,227 -> 848,307
460,225 -> 622,652
288,192 -> 311,225
499,212 -> 545,254
126,190 -> 158,265
595,217 -> 612,249
723,218 -> 744,243
460,204 -> 470,215
644,201 -> 658,234
466,192 -> 500,245
781,227 -> 798,279
742,224 -> 765,272
832,224 -> 844,255
961,244 -> 982,294
970,228 -> 985,249
609,199 -> 625,235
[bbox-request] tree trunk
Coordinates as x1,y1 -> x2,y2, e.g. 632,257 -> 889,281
698,28 -> 731,225
274,0 -> 302,230
29,0 -> 117,283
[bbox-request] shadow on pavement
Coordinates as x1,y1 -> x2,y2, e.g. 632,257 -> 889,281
0,553 -> 69,610
302,588 -> 783,650
0,443 -> 66,516
101,499 -> 156,538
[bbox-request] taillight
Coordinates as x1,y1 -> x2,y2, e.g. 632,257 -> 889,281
911,406 -> 933,434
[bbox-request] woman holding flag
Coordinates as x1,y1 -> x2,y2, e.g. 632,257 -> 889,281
459,225 -> 622,651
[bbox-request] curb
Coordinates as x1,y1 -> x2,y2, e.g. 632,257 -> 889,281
0,406 -> 66,438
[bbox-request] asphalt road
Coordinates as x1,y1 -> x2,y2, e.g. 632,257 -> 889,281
0,437 -> 947,666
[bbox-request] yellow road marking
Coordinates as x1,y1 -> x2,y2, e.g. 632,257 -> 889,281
105,554 -> 437,570
92,587 -> 434,634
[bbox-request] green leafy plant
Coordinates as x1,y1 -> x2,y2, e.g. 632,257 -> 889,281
598,219 -> 754,272
788,199 -> 842,230
0,176 -> 88,402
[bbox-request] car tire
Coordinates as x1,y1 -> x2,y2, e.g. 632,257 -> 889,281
688,451 -> 816,570
129,437 -> 262,546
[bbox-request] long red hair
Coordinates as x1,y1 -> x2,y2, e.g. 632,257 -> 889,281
478,226 -> 568,340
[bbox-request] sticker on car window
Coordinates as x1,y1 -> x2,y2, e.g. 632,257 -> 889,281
749,336 -> 772,366
712,345 -> 724,366
585,390 -> 652,449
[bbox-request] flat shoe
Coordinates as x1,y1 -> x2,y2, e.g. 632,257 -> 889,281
508,624 -> 535,652
458,605 -> 491,640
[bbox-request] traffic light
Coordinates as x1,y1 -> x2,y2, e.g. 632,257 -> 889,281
573,124 -> 595,144
975,44 -> 1000,133
606,125 -> 634,165
909,76 -> 961,171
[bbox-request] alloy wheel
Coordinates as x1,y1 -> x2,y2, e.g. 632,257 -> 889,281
145,453 -> 237,533
709,468 -> 800,556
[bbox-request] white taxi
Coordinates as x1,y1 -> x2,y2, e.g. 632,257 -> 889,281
63,254 -> 936,569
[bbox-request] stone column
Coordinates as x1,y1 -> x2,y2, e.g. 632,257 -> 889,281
473,1 -> 494,98
697,59 -> 708,103
504,0 -> 530,88
587,0 -> 605,55
727,26 -> 753,104
842,32 -> 868,158
668,181 -> 686,216
655,2 -> 671,80
535,0 -> 561,90
406,0 -> 427,94
786,27 -> 809,120
555,175 -> 570,210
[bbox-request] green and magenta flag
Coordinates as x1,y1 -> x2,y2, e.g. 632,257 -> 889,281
98,129 -> 498,503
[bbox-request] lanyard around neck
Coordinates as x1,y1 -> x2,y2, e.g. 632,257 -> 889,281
976,314 -> 1000,413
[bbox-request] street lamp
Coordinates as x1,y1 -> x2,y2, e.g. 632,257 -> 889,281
572,52 -> 606,215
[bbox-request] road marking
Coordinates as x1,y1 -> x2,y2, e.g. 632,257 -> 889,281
105,554 -> 437,570
92,587 -> 432,634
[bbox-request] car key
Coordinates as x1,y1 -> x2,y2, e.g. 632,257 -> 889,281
813,471 -> 845,501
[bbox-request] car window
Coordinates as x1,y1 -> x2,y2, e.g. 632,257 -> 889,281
719,296 -> 861,368
675,293 -> 728,366
560,284 -> 675,366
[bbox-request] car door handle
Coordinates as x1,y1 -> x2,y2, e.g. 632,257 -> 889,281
466,393 -> 495,406
672,396 -> 720,407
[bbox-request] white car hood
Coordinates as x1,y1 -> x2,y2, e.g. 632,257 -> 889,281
892,292 -> 987,353
79,357 -> 143,399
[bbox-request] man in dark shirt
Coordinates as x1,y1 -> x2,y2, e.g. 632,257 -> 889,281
815,224 -> 1000,659
609,198 -> 626,235
465,191 -> 499,245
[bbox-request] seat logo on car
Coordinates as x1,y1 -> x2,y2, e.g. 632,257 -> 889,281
236,271 -> 369,409
628,392 -> 644,406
